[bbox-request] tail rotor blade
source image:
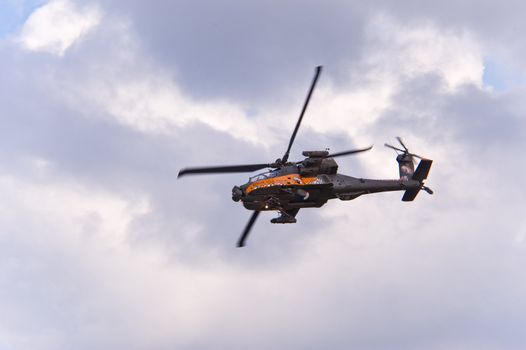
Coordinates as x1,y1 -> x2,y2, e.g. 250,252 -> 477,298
237,210 -> 261,247
282,66 -> 322,163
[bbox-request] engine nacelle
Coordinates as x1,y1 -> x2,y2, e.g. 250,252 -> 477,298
302,150 -> 329,158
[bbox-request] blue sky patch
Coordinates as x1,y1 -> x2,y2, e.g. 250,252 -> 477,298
0,0 -> 47,38
483,57 -> 526,92
483,59 -> 507,92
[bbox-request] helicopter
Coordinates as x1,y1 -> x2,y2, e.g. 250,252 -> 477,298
178,66 -> 433,247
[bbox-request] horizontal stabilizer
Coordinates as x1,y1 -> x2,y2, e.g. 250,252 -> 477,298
402,188 -> 420,201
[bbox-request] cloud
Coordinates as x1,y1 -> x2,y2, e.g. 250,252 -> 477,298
17,0 -> 101,55
1,1 -> 526,349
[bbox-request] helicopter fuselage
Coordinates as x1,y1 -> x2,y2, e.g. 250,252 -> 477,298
232,160 -> 422,212
177,66 -> 433,246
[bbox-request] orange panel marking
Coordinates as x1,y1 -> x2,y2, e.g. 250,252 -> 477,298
246,174 -> 318,194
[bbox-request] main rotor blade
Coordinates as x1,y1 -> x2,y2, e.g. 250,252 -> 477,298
328,145 -> 373,158
178,164 -> 271,178
282,66 -> 322,163
237,210 -> 261,247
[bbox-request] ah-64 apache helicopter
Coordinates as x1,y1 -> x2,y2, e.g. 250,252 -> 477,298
178,66 -> 433,247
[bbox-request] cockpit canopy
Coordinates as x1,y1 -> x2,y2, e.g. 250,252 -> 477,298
248,165 -> 299,183
249,170 -> 278,182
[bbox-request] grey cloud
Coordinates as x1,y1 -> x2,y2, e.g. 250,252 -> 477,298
79,0 -> 368,105
78,0 -> 526,105
2,1 -> 526,350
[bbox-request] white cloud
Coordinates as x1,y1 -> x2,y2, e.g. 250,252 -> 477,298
0,174 -> 148,249
17,0 -> 101,56
86,74 -> 261,143
306,15 -> 485,136
0,173 -> 154,348
367,15 -> 484,89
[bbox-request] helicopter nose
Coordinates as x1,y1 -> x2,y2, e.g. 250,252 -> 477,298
232,186 -> 243,202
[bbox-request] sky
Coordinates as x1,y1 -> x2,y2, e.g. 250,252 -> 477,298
1,0 -> 526,349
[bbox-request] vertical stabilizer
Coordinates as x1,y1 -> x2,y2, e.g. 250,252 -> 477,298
401,159 -> 433,201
